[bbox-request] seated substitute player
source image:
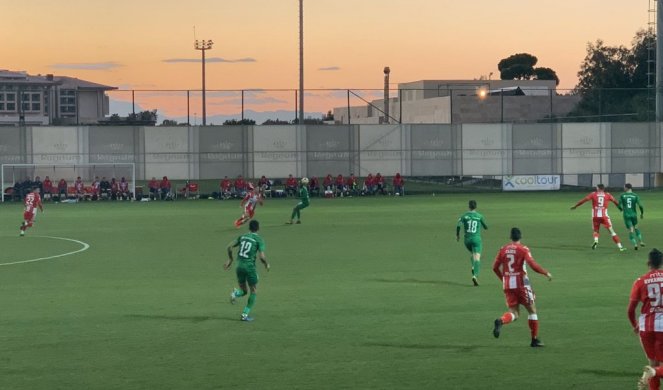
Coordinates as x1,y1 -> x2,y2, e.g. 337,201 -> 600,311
285,174 -> 298,197
225,219 -> 270,322
234,183 -> 264,228
287,177 -> 310,225
620,183 -> 645,250
492,227 -> 552,347
20,187 -> 44,237
628,249 -> 663,390
456,200 -> 488,286
571,183 -> 625,251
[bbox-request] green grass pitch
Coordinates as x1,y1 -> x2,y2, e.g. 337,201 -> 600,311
0,192 -> 657,389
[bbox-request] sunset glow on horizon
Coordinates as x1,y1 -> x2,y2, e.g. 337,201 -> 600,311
3,0 -> 650,119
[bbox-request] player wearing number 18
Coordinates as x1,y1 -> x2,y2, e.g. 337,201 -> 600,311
619,183 -> 645,250
224,220 -> 270,322
456,200 -> 488,286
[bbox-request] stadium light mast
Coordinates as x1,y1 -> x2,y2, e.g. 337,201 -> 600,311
657,0 -> 663,121
298,0 -> 304,124
195,39 -> 213,126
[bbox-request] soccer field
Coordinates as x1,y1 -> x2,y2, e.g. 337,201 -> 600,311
0,192 -> 657,389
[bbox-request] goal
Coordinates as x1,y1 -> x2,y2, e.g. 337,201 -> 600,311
1,163 -> 136,202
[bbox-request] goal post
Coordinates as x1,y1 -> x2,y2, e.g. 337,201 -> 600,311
1,163 -> 136,202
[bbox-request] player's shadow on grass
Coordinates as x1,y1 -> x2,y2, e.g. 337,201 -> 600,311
369,278 -> 472,288
576,369 -> 634,378
363,341 -> 523,352
528,244 -> 587,251
125,313 -> 233,323
362,341 -> 479,352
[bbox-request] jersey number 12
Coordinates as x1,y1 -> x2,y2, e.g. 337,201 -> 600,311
239,241 -> 253,258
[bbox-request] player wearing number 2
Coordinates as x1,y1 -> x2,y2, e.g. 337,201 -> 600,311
224,220 -> 270,322
628,249 -> 663,390
492,227 -> 552,347
456,200 -> 488,286
571,184 -> 626,251
620,183 -> 645,251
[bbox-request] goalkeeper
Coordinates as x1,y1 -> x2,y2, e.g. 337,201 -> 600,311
287,177 -> 310,225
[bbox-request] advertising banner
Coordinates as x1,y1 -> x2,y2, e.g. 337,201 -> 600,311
502,175 -> 560,191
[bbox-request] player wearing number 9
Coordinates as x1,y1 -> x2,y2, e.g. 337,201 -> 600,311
628,248 -> 663,389
224,220 -> 270,322
492,227 -> 552,348
571,183 -> 626,251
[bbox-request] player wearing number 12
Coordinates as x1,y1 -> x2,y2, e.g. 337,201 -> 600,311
456,200 -> 488,286
627,249 -> 663,390
571,184 -> 625,251
224,220 -> 270,322
619,183 -> 645,251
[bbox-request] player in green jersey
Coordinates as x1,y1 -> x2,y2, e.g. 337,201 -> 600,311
456,200 -> 488,286
619,183 -> 645,250
224,219 -> 270,321
287,177 -> 310,224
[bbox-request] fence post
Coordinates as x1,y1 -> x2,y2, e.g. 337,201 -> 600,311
241,90 -> 245,122
187,90 -> 190,126
347,89 -> 351,125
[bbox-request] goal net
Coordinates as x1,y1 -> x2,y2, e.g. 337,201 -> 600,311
1,163 -> 136,202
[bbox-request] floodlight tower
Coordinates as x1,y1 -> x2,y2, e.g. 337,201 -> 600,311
383,67 -> 390,124
298,0 -> 304,124
195,39 -> 213,126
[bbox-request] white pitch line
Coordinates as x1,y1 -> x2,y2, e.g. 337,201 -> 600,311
0,236 -> 90,266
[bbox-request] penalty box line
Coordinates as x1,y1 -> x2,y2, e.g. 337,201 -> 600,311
0,235 -> 91,266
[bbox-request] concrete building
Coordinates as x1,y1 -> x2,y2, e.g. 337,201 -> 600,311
334,79 -> 580,124
0,70 -> 116,126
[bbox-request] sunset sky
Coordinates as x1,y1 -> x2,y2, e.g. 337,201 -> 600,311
2,0 -> 650,120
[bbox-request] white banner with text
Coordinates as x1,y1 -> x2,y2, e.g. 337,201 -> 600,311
502,175 -> 561,191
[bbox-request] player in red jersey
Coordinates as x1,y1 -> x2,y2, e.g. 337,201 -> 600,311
492,227 -> 552,347
628,249 -> 663,390
234,183 -> 264,228
20,187 -> 44,237
571,183 -> 625,251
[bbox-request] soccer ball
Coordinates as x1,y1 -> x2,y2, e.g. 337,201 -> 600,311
301,177 -> 309,185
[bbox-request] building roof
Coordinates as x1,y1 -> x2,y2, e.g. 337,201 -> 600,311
56,76 -> 117,91
0,70 -> 116,90
0,70 -> 60,87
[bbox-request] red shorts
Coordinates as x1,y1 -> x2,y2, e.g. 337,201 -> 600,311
23,211 -> 35,222
244,205 -> 255,218
640,331 -> 663,361
592,216 -> 612,231
504,286 -> 535,308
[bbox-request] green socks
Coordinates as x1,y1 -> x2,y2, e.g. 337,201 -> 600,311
473,259 -> 481,277
635,229 -> 643,243
629,232 -> 637,246
243,293 -> 256,315
233,289 -> 246,298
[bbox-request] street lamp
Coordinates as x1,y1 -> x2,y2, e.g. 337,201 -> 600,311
194,39 -> 213,126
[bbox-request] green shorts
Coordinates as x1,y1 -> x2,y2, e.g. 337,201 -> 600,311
464,238 -> 482,254
236,263 -> 259,286
623,215 -> 638,229
296,202 -> 309,210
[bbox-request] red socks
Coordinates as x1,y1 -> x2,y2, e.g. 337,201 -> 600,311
528,320 -> 539,339
500,312 -> 515,324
